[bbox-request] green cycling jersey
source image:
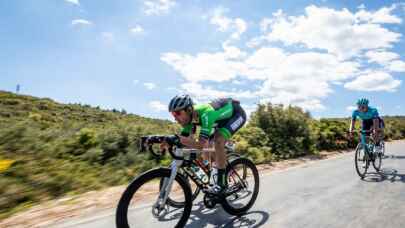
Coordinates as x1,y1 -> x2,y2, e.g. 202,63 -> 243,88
181,99 -> 234,140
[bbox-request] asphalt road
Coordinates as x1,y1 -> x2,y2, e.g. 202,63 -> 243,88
54,141 -> 405,228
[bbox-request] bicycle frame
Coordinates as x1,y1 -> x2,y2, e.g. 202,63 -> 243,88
355,130 -> 379,172
359,130 -> 375,155
360,131 -> 368,152
156,147 -> 245,210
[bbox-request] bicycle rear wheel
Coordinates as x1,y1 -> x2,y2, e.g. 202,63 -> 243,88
221,157 -> 259,216
373,150 -> 382,172
116,168 -> 192,228
381,141 -> 385,157
227,152 -> 241,161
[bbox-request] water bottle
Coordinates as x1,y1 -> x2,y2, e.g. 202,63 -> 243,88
192,165 -> 208,183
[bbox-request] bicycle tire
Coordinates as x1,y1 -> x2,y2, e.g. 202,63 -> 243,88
221,157 -> 259,216
373,149 -> 382,172
116,168 -> 192,228
354,144 -> 368,179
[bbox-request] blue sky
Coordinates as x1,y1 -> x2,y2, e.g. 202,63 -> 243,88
1,0 -> 404,120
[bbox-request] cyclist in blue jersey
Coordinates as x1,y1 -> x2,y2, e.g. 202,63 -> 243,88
349,98 -> 384,146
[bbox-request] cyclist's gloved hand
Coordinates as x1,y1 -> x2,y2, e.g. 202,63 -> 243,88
165,135 -> 183,148
160,141 -> 169,153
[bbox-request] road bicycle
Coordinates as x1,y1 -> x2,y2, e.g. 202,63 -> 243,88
353,130 -> 383,179
116,135 -> 259,228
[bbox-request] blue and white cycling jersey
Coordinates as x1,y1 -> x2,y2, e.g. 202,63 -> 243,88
352,106 -> 379,120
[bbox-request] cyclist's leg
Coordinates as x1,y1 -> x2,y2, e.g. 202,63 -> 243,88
360,120 -> 373,167
377,117 -> 385,144
215,103 -> 247,189
214,131 -> 227,189
362,119 -> 373,137
202,135 -> 215,164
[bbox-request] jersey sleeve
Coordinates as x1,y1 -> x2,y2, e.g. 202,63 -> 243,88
351,110 -> 358,120
371,108 -> 379,118
199,112 -> 215,139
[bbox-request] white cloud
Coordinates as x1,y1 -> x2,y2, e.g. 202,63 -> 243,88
232,18 -> 248,39
259,18 -> 273,32
365,50 -> 399,65
149,101 -> 167,112
71,19 -> 92,26
162,4 -> 403,112
65,0 -> 80,6
232,79 -> 244,85
355,4 -> 401,24
259,5 -> 401,59
241,104 -> 259,119
143,0 -> 176,16
346,105 -> 357,111
144,82 -> 157,90
210,7 -> 247,40
161,47 -> 247,83
129,25 -> 144,35
179,82 -> 256,101
210,7 -> 232,31
222,42 -> 247,59
162,45 -> 360,111
388,60 -> 405,72
246,36 -> 266,48
344,71 -> 401,92
247,48 -> 359,80
363,50 -> 405,72
259,10 -> 285,32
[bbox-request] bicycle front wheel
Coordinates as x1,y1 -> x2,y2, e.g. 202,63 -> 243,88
355,144 -> 368,179
222,157 -> 259,216
116,168 -> 192,228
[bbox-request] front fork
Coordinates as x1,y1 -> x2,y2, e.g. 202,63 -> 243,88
152,160 -> 183,217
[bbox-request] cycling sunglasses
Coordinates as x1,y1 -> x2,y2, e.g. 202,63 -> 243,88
171,111 -> 182,117
358,105 -> 367,111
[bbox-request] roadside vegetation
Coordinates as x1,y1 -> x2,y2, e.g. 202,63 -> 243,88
1,90 -> 404,219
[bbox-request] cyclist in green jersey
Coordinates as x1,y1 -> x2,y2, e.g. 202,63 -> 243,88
167,94 -> 247,194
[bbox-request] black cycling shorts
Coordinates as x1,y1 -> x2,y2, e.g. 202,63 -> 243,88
362,117 -> 385,132
214,100 -> 247,139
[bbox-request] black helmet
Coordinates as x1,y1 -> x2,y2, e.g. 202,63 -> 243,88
168,94 -> 194,112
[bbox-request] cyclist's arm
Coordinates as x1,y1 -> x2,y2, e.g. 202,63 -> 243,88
372,109 -> 380,132
350,111 -> 357,133
373,118 -> 380,132
179,136 -> 208,150
349,119 -> 356,133
178,122 -> 209,149
182,112 -> 214,150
